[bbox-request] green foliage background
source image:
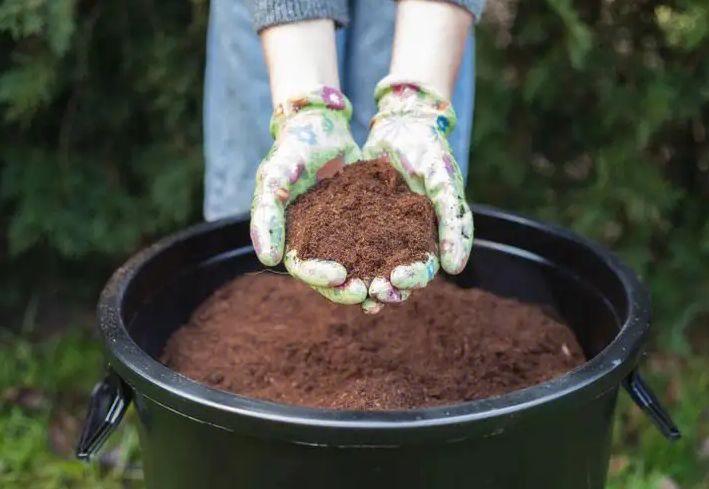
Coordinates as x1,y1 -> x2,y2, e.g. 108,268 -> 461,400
474,0 -> 708,354
0,0 -> 207,314
0,0 -> 707,487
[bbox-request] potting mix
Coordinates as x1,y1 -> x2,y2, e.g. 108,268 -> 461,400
285,158 -> 438,280
161,274 -> 585,410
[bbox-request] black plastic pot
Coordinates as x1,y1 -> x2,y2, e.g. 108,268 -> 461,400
77,205 -> 679,488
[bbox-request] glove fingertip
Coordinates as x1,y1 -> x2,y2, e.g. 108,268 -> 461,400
440,240 -> 471,275
362,298 -> 385,315
439,206 -> 474,275
369,277 -> 409,303
250,222 -> 282,266
258,245 -> 284,267
313,278 -> 368,305
285,252 -> 348,287
390,254 -> 439,289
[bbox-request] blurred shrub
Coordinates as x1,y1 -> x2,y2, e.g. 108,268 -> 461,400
473,0 -> 708,350
0,1 -> 207,312
0,0 -> 707,347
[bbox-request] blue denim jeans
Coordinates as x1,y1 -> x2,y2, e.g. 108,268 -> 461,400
203,0 -> 476,221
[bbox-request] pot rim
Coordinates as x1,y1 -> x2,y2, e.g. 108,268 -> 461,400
97,204 -> 650,434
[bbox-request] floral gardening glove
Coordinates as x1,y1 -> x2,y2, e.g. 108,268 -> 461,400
250,86 -> 367,304
361,77 -> 474,311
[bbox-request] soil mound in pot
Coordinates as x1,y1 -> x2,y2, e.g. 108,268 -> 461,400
161,274 -> 585,410
285,158 -> 437,280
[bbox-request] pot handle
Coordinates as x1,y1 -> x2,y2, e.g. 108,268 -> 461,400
76,370 -> 132,460
623,370 -> 680,441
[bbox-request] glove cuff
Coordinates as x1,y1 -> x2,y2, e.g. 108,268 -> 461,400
270,86 -> 353,139
372,75 -> 458,136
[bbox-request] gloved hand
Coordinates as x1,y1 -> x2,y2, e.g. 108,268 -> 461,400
250,86 -> 367,304
361,76 -> 474,312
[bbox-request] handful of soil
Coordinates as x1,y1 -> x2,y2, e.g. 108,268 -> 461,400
162,274 -> 585,410
286,158 -> 437,281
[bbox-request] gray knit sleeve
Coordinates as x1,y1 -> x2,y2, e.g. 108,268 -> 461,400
247,0 -> 349,32
439,0 -> 487,22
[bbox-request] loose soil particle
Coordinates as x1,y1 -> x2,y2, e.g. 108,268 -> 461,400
161,274 -> 586,410
285,158 -> 438,280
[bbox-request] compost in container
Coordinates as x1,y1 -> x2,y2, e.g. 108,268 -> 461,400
161,274 -> 586,410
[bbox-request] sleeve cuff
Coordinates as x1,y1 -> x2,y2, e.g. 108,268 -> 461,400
428,0 -> 487,23
249,0 -> 350,32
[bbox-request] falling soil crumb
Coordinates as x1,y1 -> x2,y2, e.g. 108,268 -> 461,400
161,274 -> 586,410
285,158 -> 438,280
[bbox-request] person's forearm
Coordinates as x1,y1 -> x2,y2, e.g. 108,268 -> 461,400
389,0 -> 473,99
261,19 -> 340,107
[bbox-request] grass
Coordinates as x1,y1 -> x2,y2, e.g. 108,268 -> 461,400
0,328 -> 141,488
1,326 -> 706,488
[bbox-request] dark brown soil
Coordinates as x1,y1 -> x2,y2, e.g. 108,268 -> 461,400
161,274 -> 586,410
285,158 -> 437,280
